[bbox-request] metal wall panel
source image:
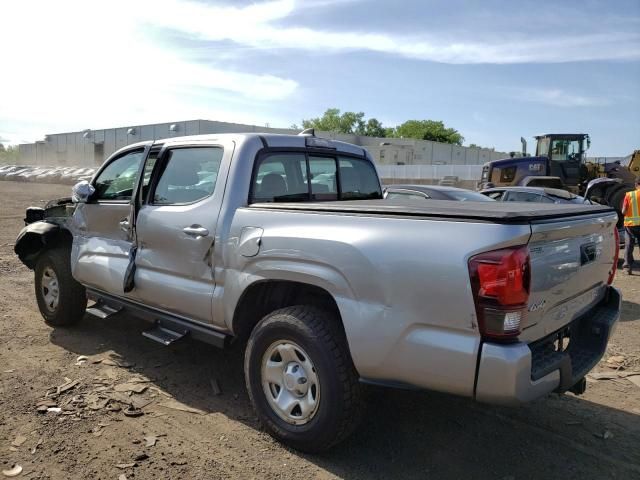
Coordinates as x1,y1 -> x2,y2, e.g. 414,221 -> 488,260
16,120 -> 511,167
452,145 -> 465,165
433,142 -> 453,164
186,120 -> 199,136
104,129 -> 116,158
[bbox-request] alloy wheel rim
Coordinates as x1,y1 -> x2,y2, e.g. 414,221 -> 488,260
261,340 -> 320,425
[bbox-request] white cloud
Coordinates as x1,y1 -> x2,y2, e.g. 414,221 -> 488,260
517,88 -> 610,108
0,0 -> 298,142
0,0 -> 636,143
135,0 -> 640,64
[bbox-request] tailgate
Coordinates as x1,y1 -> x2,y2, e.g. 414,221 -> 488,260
520,211 -> 619,342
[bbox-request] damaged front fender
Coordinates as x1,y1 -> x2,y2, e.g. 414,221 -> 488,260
14,221 -> 70,269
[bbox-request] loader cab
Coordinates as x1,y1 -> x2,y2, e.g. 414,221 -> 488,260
534,134 -> 590,192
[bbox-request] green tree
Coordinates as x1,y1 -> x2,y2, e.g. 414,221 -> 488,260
298,109 -> 466,144
300,108 -> 386,137
388,120 -> 464,145
0,144 -> 19,164
360,118 -> 386,137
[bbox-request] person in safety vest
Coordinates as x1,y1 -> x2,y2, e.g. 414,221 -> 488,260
621,177 -> 640,274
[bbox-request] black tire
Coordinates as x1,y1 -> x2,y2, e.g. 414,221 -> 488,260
244,305 -> 364,452
34,247 -> 86,326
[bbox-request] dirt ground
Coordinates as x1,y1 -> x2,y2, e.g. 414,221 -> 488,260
0,180 -> 639,480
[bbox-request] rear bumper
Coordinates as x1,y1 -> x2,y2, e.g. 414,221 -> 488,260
475,286 -> 621,405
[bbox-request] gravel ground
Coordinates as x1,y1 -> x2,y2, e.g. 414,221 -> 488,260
0,180 -> 639,480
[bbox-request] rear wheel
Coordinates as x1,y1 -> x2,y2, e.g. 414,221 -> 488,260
244,305 -> 364,452
34,248 -> 86,326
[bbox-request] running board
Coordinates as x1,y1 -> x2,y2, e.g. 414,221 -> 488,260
142,322 -> 188,346
85,288 -> 229,349
86,301 -> 122,319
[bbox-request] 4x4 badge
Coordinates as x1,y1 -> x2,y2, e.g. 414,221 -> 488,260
528,299 -> 546,312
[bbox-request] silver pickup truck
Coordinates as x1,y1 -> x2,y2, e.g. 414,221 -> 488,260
15,132 -> 621,452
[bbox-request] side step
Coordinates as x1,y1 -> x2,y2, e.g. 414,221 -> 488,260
142,322 -> 188,346
86,301 -> 122,319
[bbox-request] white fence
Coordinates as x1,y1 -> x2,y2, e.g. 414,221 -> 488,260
377,164 -> 484,182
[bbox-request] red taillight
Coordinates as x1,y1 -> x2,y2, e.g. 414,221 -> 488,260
469,245 -> 530,342
608,227 -> 619,285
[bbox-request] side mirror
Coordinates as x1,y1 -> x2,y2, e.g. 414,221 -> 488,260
72,180 -> 95,203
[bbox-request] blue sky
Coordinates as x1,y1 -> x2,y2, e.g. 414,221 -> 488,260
1,0 -> 638,156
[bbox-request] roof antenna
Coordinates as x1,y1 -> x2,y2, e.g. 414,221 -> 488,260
298,128 -> 315,137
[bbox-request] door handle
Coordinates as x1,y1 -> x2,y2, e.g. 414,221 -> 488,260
183,225 -> 209,238
119,217 -> 130,232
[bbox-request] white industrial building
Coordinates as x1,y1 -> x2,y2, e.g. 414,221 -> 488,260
18,119 -> 509,167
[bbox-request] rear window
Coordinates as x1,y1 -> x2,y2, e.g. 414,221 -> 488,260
251,152 -> 381,203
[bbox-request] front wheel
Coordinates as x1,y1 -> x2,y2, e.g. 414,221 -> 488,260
34,248 -> 86,326
244,306 -> 364,452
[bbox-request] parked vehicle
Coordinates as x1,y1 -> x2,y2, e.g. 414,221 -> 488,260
481,186 -> 625,248
15,132 -> 621,452
480,186 -> 590,204
477,133 -> 637,214
384,184 -> 495,202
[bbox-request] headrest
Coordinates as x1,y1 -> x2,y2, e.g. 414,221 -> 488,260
260,173 -> 287,198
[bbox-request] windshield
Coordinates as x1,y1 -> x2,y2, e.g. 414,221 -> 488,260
549,139 -> 582,162
444,190 -> 495,202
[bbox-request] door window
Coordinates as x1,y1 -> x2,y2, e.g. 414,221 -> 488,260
152,147 -> 223,205
93,150 -> 144,201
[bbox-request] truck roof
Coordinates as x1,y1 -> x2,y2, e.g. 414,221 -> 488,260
124,133 -> 368,158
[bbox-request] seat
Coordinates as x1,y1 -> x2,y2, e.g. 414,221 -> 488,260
259,173 -> 288,200
155,161 -> 207,204
340,167 -> 361,194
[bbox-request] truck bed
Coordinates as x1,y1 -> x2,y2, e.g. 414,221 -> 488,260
250,199 -> 614,224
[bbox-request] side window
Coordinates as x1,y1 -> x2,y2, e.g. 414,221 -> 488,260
539,195 -> 555,203
499,167 -> 517,183
152,147 -> 222,205
338,157 -> 382,200
94,150 -> 144,201
487,191 -> 504,200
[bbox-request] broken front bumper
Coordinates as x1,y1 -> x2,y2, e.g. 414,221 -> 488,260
474,287 -> 621,405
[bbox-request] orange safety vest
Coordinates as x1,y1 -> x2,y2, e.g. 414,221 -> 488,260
624,190 -> 640,227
